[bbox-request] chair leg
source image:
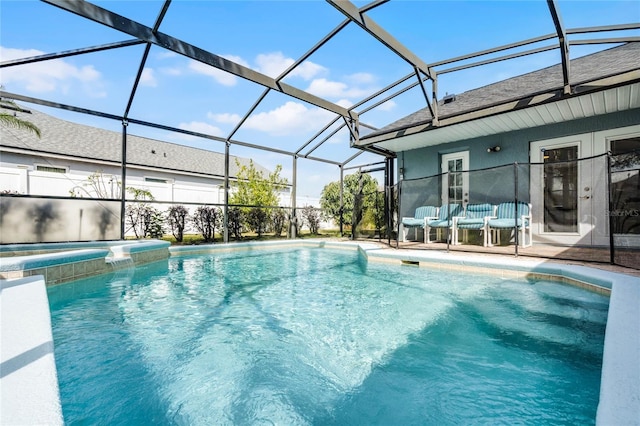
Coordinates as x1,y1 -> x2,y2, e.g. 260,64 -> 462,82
485,226 -> 494,247
521,226 -> 532,248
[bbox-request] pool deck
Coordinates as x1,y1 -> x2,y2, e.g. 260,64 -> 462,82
1,239 -> 638,425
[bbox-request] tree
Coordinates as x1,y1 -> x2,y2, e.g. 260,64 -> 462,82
0,92 -> 41,138
230,159 -> 288,236
167,205 -> 189,242
230,159 -> 288,208
320,172 -> 379,228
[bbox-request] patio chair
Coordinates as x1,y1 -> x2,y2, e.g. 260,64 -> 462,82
424,203 -> 463,243
452,203 -> 496,246
401,205 -> 438,242
485,201 -> 532,247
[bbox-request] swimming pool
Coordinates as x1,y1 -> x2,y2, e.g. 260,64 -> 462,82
48,247 -> 608,425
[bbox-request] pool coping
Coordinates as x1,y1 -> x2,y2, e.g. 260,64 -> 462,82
0,239 -> 637,425
1,275 -> 63,425
0,240 -> 171,285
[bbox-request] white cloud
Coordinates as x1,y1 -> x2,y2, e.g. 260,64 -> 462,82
188,54 -> 250,87
178,121 -> 224,137
157,51 -> 178,60
335,98 -> 354,108
140,68 -> 157,87
377,99 -> 396,111
188,60 -> 236,86
255,52 -> 293,78
305,78 -> 348,98
345,72 -> 376,85
255,52 -> 326,80
291,61 -> 326,80
305,78 -> 373,100
244,101 -> 333,136
207,112 -> 241,125
0,46 -> 103,96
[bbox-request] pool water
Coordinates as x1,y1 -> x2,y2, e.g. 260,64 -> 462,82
48,248 -> 609,425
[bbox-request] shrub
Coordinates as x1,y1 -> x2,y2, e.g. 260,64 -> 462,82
191,206 -> 221,243
271,208 -> 287,237
147,208 -> 165,239
301,206 -> 321,234
126,204 -> 164,239
167,205 -> 189,242
228,207 -> 244,240
247,207 -> 268,238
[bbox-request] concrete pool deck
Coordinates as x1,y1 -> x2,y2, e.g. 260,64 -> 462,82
1,239 -> 638,425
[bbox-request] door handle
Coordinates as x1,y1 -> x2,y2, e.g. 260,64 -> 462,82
580,195 -> 590,199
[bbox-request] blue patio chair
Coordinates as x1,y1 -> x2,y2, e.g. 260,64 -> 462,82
424,203 -> 463,243
485,201 -> 532,247
401,205 -> 438,242
452,203 -> 496,246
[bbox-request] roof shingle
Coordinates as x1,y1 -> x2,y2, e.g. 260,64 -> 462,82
0,106 -> 269,178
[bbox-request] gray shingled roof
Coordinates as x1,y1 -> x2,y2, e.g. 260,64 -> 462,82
0,106 -> 269,178
365,42 -> 640,139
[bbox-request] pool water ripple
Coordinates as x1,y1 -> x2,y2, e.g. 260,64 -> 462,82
48,248 -> 608,425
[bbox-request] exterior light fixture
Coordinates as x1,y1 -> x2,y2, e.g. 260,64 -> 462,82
487,146 -> 501,153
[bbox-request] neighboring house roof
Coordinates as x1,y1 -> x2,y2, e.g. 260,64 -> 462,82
0,106 -> 270,179
361,42 -> 640,151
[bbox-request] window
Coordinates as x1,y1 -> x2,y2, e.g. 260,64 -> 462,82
35,165 -> 67,174
611,137 -> 640,156
144,177 -> 169,184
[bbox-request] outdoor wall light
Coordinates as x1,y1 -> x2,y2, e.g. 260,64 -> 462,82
487,146 -> 501,153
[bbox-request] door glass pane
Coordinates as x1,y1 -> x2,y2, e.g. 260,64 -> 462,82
543,146 -> 578,232
443,153 -> 467,206
610,137 -> 640,234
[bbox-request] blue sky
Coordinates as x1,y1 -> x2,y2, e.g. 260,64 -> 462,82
1,0 -> 639,200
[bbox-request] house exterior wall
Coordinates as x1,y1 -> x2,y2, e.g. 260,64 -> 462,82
0,151 -> 225,204
397,108 -> 640,247
0,150 -> 297,243
0,150 -> 295,206
398,109 -> 640,180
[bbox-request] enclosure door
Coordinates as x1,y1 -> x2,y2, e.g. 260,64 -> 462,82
530,137 -> 600,245
441,151 -> 469,208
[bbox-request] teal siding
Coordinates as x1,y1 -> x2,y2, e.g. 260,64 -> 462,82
399,108 -> 640,180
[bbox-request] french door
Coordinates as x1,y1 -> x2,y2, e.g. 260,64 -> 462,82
441,151 -> 469,207
530,136 -> 604,245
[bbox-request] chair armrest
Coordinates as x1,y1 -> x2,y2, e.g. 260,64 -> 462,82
423,216 -> 438,225
521,213 -> 532,225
